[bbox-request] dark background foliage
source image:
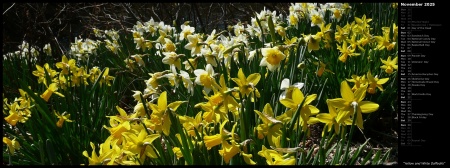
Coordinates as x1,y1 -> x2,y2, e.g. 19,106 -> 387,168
3,3 -> 290,59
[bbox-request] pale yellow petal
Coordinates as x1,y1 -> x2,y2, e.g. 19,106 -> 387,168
359,101 -> 379,113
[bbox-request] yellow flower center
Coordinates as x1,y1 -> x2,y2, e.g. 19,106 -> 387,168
290,15 -> 298,25
165,42 -> 176,52
334,10 -> 341,19
385,66 -> 393,74
200,74 -> 213,87
312,15 -> 323,25
266,50 -> 283,65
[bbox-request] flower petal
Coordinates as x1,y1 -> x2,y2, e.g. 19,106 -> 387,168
340,81 -> 354,102
359,101 -> 379,113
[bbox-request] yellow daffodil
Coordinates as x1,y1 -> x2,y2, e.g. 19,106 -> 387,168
258,145 -> 295,165
374,27 -> 396,51
279,78 -> 304,101
3,137 -> 20,155
313,61 -> 334,77
319,23 -> 333,48
337,40 -> 360,63
121,128 -> 160,160
5,110 -> 21,126
304,34 -> 321,53
99,68 -> 114,87
82,138 -> 121,165
203,120 -> 228,150
72,67 -> 90,87
103,106 -> 134,145
54,111 -> 73,128
279,87 -> 319,131
179,112 -> 206,137
241,151 -> 257,165
183,57 -> 199,73
354,14 -> 372,30
366,71 -> 389,94
260,46 -> 286,72
211,74 -> 241,118
4,101 -> 29,126
32,63 -> 59,86
346,74 -> 367,92
219,122 -> 240,164
380,56 -> 398,74
149,91 -> 186,136
194,64 -> 215,94
196,101 -> 222,123
172,147 -> 183,159
184,34 -> 203,56
334,24 -> 350,43
392,23 -> 398,41
316,101 -> 352,136
162,52 -> 183,70
231,68 -> 261,100
40,83 -> 65,102
55,55 -> 78,75
327,81 -> 379,129
254,103 -> 282,148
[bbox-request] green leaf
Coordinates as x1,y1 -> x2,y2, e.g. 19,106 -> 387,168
46,139 -> 56,165
268,14 -> 277,45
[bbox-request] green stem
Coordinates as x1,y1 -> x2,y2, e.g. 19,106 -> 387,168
343,104 -> 358,165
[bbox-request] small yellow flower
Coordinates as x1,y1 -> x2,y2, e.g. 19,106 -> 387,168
54,111 -> 73,128
304,34 -> 321,53
219,121 -> 240,164
149,91 -> 186,136
254,103 -> 282,147
40,83 -> 65,102
204,134 -> 222,150
337,40 -> 360,63
327,81 -> 379,129
316,101 -> 352,136
184,34 -> 203,56
219,139 -> 240,164
241,152 -> 257,165
279,87 -> 319,131
172,147 -> 183,159
258,145 -> 295,165
380,56 -> 398,74
3,137 -> 20,155
55,55 -> 77,75
121,129 -> 160,159
366,71 -> 389,94
162,52 -> 182,70
231,68 -> 261,99
32,63 -> 59,86
346,74 -> 367,92
4,102 -> 22,126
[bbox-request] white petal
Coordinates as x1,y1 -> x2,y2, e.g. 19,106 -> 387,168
293,82 -> 304,89
280,78 -> 290,90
